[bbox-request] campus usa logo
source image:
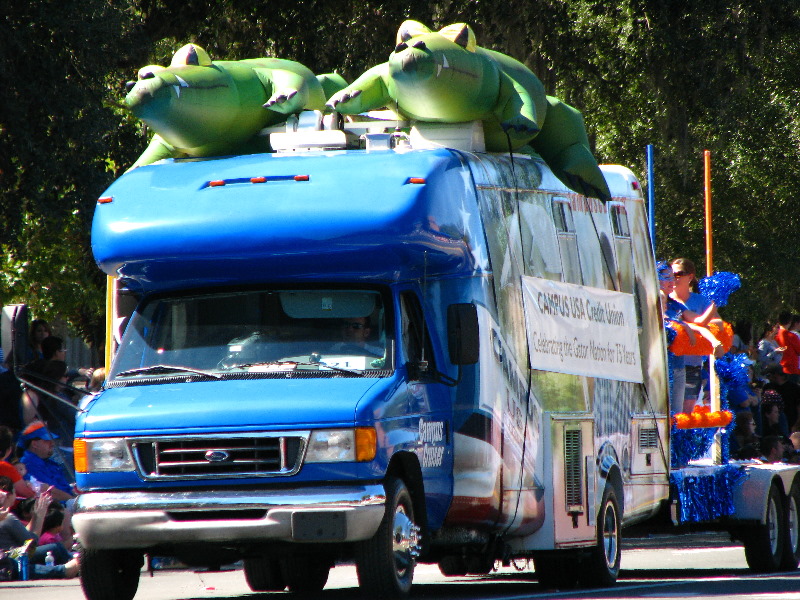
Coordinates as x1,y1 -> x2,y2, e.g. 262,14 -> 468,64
419,419 -> 446,468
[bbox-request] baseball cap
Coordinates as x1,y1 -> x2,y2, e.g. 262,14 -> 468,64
19,421 -> 59,443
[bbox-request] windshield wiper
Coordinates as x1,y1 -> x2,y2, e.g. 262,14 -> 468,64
115,365 -> 222,379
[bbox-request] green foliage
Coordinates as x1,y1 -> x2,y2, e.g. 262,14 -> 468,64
1,0 -> 798,346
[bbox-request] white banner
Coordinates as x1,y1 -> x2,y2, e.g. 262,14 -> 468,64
521,276 -> 643,383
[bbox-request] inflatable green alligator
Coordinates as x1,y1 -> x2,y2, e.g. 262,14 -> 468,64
126,44 -> 347,168
327,21 -> 610,201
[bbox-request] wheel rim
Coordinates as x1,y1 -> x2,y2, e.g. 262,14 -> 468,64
767,495 -> 780,555
391,505 -> 421,578
789,495 -> 800,556
602,500 -> 619,570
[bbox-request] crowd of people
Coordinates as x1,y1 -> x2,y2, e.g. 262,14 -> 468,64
659,257 -> 800,464
0,320 -> 102,580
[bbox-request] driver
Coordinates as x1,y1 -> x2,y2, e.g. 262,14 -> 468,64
332,317 -> 383,358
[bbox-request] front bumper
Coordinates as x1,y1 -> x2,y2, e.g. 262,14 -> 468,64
73,484 -> 386,550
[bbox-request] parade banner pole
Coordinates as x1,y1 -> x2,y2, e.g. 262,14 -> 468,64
704,150 -> 722,463
704,150 -> 713,277
646,144 -> 656,253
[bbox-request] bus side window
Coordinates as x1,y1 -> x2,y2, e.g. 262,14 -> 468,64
552,198 -> 583,285
608,202 -> 633,293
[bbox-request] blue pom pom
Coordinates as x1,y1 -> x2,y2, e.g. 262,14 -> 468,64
697,272 -> 741,307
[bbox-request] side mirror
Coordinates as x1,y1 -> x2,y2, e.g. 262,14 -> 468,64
447,303 -> 479,365
2,304 -> 28,368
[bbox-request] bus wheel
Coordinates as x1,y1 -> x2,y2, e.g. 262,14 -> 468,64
243,556 -> 285,592
80,547 -> 142,600
356,476 -> 421,598
281,555 -> 331,595
579,485 -> 621,587
781,481 -> 800,570
743,482 -> 785,573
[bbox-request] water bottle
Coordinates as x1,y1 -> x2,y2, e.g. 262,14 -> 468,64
45,551 -> 55,567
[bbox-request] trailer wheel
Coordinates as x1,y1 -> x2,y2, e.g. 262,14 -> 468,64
243,557 -> 285,592
743,482 -> 785,573
533,551 -> 580,590
79,547 -> 142,600
579,484 -> 621,587
781,481 -> 800,570
280,556 -> 331,595
355,476 -> 420,598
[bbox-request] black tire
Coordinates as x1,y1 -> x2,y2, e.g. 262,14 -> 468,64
533,551 -> 580,590
79,547 -> 142,600
743,482 -> 786,573
281,555 -> 331,595
781,481 -> 800,570
579,485 -> 621,587
243,556 -> 286,592
438,555 -> 468,576
355,476 -> 420,598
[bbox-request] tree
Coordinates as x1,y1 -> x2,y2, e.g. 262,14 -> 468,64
2,0 -> 799,350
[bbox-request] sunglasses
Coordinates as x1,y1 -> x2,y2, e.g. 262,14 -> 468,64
673,271 -> 692,278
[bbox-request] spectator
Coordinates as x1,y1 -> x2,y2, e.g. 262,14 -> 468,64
40,337 -> 66,362
18,422 -> 75,503
731,321 -> 752,355
41,337 -> 93,386
11,459 -> 26,479
757,322 -> 784,370
760,390 -> 790,441
764,364 -> 800,431
776,311 -> 800,383
0,476 -> 78,579
20,361 -> 76,449
788,432 -> 800,464
38,504 -> 66,546
731,411 -> 760,459
86,368 -> 105,393
728,365 -> 760,413
26,320 -> 51,363
0,426 -> 36,500
760,436 -> 786,463
0,350 -> 23,433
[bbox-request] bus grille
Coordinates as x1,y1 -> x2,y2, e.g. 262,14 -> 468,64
639,427 -> 659,450
130,434 -> 306,480
564,429 -> 583,511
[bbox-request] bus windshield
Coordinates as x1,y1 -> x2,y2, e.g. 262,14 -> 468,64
110,289 -> 390,380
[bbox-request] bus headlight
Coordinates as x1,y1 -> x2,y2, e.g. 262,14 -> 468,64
305,428 -> 376,463
74,438 -> 134,472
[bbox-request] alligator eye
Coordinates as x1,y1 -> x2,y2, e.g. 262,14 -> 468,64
413,41 -> 427,50
125,81 -> 136,91
394,42 -> 408,53
139,70 -> 157,80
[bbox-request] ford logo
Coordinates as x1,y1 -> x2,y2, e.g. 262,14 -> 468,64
205,450 -> 230,462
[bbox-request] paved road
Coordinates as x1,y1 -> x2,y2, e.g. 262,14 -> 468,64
3,531 -> 800,599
